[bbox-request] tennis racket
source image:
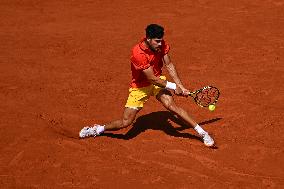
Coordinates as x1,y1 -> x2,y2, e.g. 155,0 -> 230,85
188,86 -> 220,107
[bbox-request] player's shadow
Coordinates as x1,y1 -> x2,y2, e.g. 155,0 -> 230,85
103,111 -> 221,141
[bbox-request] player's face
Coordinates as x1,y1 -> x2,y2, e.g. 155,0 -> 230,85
147,38 -> 163,52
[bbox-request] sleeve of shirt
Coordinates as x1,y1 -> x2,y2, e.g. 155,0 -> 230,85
131,53 -> 150,70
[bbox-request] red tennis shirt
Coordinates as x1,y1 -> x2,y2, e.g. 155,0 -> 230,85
130,38 -> 170,88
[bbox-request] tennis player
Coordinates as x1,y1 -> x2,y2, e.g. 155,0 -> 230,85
79,24 -> 214,147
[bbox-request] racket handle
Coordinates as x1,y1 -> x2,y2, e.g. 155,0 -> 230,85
188,92 -> 195,98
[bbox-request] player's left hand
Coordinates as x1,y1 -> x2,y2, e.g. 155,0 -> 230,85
174,85 -> 184,96
182,89 -> 191,96
179,86 -> 191,96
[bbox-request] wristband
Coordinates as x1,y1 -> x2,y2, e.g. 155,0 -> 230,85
165,81 -> 177,90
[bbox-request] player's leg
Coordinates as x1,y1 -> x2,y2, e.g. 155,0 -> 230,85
79,107 -> 140,138
104,107 -> 141,130
156,89 -> 215,147
156,89 -> 197,125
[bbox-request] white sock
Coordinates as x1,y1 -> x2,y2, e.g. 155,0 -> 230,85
96,125 -> 105,135
194,124 -> 206,135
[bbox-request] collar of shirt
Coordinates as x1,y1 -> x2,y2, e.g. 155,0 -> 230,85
138,38 -> 151,53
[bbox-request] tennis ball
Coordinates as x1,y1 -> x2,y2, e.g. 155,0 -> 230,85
208,104 -> 216,111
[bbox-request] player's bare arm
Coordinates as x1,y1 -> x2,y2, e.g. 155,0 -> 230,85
142,66 -> 183,94
163,54 -> 190,95
142,66 -> 166,87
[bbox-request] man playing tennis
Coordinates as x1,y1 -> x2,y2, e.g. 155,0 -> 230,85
79,24 -> 215,147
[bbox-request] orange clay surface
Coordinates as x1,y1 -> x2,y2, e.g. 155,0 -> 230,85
1,0 -> 283,188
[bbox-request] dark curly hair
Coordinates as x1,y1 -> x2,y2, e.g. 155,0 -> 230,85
145,24 -> 164,39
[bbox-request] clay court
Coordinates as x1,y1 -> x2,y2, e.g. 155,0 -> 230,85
1,0 -> 283,188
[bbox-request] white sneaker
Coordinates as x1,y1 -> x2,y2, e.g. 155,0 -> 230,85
201,132 -> 215,147
79,125 -> 98,138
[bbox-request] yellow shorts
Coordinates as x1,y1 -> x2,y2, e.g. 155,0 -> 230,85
125,76 -> 166,108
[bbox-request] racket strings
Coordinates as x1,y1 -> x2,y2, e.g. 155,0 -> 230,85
195,88 -> 219,107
